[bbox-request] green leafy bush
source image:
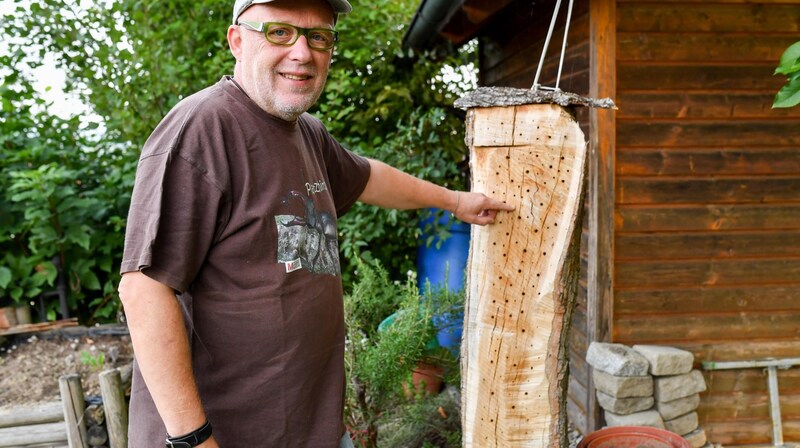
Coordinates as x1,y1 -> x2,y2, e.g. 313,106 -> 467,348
0,66 -> 134,321
773,41 -> 800,108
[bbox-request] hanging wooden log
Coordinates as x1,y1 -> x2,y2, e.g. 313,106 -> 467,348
460,91 -> 598,447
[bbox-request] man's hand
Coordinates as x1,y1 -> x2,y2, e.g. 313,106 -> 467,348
452,191 -> 515,225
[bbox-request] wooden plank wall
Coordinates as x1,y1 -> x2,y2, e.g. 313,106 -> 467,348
614,0 -> 800,444
477,0 -> 596,435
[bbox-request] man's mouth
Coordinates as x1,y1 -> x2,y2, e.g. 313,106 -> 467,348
281,73 -> 312,81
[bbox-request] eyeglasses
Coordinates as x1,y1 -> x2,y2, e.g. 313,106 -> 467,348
238,21 -> 338,51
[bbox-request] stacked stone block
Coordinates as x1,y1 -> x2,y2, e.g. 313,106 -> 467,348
587,342 -> 709,447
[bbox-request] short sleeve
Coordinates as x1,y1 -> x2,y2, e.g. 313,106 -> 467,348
120,152 -> 225,293
300,115 -> 371,216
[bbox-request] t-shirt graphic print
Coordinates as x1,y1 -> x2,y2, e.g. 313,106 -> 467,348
276,188 -> 340,276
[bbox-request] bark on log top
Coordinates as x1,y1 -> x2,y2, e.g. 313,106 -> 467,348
455,86 -> 617,110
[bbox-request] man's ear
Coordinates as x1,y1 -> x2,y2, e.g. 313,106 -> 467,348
227,25 -> 243,60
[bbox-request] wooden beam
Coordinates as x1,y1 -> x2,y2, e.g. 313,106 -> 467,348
439,0 -> 516,47
586,0 -> 616,434
0,401 -> 63,428
0,318 -> 78,337
0,422 -> 67,447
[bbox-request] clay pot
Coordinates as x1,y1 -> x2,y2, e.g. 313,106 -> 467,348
578,426 -> 690,448
404,362 -> 444,397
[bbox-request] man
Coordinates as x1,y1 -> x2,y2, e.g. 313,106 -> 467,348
118,0 -> 513,446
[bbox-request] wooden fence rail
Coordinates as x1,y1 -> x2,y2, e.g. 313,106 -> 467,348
0,367 -> 130,448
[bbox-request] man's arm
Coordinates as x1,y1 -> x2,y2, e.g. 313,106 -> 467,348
358,159 -> 514,225
118,271 -> 218,447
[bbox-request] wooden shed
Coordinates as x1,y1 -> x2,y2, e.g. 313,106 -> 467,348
404,0 -> 800,444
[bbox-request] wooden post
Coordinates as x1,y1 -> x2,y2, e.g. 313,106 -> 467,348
461,102 -> 587,447
99,368 -> 129,448
59,374 -> 88,448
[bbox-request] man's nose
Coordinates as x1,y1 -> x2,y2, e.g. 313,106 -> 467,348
287,35 -> 314,61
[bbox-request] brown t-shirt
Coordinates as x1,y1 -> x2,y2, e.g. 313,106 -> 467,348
120,76 -> 371,447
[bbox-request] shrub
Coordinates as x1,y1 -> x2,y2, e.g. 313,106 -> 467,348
344,260 -> 463,447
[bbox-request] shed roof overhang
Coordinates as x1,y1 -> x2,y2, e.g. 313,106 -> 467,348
402,0 -> 516,50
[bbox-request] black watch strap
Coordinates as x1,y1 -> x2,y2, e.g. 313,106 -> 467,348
166,420 -> 212,448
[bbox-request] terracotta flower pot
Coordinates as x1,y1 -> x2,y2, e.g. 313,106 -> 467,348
403,361 -> 444,397
578,426 -> 691,448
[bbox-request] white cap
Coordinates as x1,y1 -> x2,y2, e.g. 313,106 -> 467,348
232,0 -> 352,25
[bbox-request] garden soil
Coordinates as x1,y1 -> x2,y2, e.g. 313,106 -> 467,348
0,325 -> 133,408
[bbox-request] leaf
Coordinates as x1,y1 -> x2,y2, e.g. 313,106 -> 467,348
0,267 -> 11,289
81,271 -> 102,290
773,79 -> 800,109
65,225 -> 92,250
774,41 -> 800,75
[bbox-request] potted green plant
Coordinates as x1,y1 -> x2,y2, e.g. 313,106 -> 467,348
343,260 -> 461,447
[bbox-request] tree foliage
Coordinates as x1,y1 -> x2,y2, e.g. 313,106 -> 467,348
2,0 -> 475,321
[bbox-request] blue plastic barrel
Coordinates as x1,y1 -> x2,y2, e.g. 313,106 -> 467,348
417,208 -> 470,355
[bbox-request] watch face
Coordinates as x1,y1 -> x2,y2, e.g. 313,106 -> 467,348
166,441 -> 193,448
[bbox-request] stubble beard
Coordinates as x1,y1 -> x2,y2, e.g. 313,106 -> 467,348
251,69 -> 328,122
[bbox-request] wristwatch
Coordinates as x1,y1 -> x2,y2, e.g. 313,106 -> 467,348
165,420 -> 212,448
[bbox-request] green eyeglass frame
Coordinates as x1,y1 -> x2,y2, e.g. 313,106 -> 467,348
238,21 -> 338,51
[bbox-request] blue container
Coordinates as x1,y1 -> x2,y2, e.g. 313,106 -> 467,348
417,209 -> 471,293
417,209 -> 470,356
